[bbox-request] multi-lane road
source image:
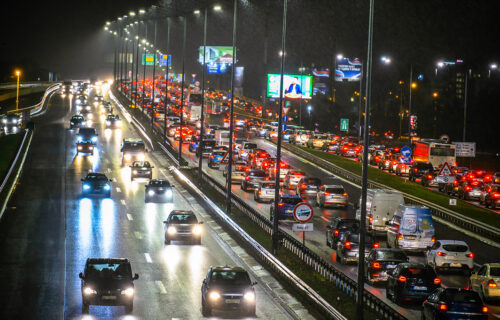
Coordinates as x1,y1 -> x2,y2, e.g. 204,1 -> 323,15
0,88 -> 310,319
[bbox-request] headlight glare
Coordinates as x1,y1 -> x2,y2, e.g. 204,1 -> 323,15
148,190 -> 155,196
121,287 -> 134,296
133,170 -> 138,174
84,287 -> 97,295
124,154 -> 131,160
104,184 -> 111,190
166,189 -> 173,198
167,226 -> 177,235
209,291 -> 221,300
244,291 -> 255,301
137,153 -> 145,161
193,225 -> 202,235
83,184 -> 91,190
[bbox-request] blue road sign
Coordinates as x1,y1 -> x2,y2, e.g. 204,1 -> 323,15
401,146 -> 412,163
283,115 -> 289,122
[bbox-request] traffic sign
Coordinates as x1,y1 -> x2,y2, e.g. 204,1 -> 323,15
282,115 -> 289,122
142,54 -> 156,66
283,107 -> 290,115
340,118 -> 349,131
293,202 -> 313,223
438,162 -> 453,176
453,142 -> 476,158
159,54 -> 171,67
292,223 -> 313,232
401,146 -> 412,163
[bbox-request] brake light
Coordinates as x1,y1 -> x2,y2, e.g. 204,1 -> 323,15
437,251 -> 447,256
466,252 -> 474,258
245,176 -> 250,181
210,155 -> 214,159
482,306 -> 488,313
355,147 -> 361,152
439,303 -> 447,311
434,278 -> 441,285
301,184 -> 306,189
342,147 -> 348,151
334,229 -> 339,237
280,162 -> 286,168
369,216 -> 373,222
278,202 -> 284,207
465,186 -> 472,192
324,192 -> 330,195
398,276 -> 407,282
344,242 -> 351,249
372,262 -> 381,269
427,174 -> 433,180
431,235 -> 436,242
258,191 -> 261,195
487,279 -> 497,287
493,193 -> 500,199
392,161 -> 397,165
342,193 -> 348,197
397,234 -> 403,240
373,243 -> 379,248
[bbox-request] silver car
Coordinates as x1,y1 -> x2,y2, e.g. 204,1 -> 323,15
316,185 -> 348,208
254,182 -> 276,203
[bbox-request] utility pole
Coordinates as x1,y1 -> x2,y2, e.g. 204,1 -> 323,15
178,17 -> 187,165
198,7 -> 208,183
163,18 -> 170,142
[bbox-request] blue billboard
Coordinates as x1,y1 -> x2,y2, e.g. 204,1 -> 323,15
335,58 -> 362,82
206,63 -> 229,74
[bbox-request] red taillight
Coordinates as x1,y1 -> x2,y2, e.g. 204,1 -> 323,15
342,147 -> 348,151
466,252 -> 474,258
258,191 -> 261,195
372,262 -> 381,269
427,174 -> 433,179
392,161 -> 397,165
493,193 -> 500,199
342,192 -> 348,197
397,234 -> 403,240
465,186 -> 472,192
210,155 -> 214,159
437,251 -> 447,256
324,192 -> 330,195
488,279 -> 497,288
334,230 -> 339,237
301,184 -> 306,189
431,235 -> 436,242
434,278 -> 441,285
439,303 -> 447,311
398,276 -> 407,282
482,306 -> 488,313
373,243 -> 379,248
278,202 -> 284,207
344,242 -> 351,249
245,176 -> 250,181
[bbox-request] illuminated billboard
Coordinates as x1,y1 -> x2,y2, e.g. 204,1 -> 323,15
198,46 -> 235,64
266,74 -> 313,99
335,58 -> 362,82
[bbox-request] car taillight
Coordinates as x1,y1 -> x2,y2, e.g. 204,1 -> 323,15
398,276 -> 407,282
355,147 -> 361,152
210,155 -> 214,159
258,191 -> 261,195
466,252 -> 474,258
334,229 -> 339,237
245,176 -> 250,181
342,192 -> 348,197
439,303 -> 447,311
487,279 -> 497,287
392,161 -> 397,165
465,186 -> 472,192
427,174 -> 433,179
301,184 -> 306,189
324,192 -> 330,195
344,242 -> 351,249
278,203 -> 284,207
493,193 -> 500,198
342,147 -> 348,151
372,262 -> 381,269
397,234 -> 403,240
369,216 -> 373,222
414,169 -> 418,172
373,243 -> 379,248
437,251 -> 446,256
434,278 -> 441,285
431,235 -> 436,242
482,306 -> 488,313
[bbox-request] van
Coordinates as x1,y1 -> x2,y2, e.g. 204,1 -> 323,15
215,130 -> 230,146
355,189 -> 404,233
386,204 -> 435,252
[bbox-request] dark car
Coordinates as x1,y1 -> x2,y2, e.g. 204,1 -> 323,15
386,263 -> 441,305
105,114 -> 122,128
145,179 -> 173,203
340,142 -> 361,158
70,115 -> 86,129
101,101 -> 113,113
409,161 -> 435,186
336,231 -> 378,264
365,248 -> 408,284
325,218 -> 360,249
270,194 -> 303,222
241,169 -> 268,192
81,173 -> 112,197
208,150 -> 227,169
77,127 -> 98,144
79,258 -> 139,314
422,288 -> 488,320
457,180 -> 483,201
163,210 -> 203,244
201,266 -> 257,317
76,140 -> 95,155
130,161 -> 153,180
196,140 -> 217,157
482,184 -> 500,208
121,138 -> 146,166
296,177 -> 322,198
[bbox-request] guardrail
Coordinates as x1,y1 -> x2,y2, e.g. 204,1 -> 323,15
276,141 -> 500,246
29,84 -> 60,117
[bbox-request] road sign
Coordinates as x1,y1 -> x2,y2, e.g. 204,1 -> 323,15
439,134 -> 450,144
340,118 -> 349,131
159,54 -> 171,67
142,54 -> 156,66
292,223 -> 313,232
283,107 -> 290,115
449,199 -> 457,206
401,146 -> 412,163
293,202 -> 313,223
453,142 -> 476,158
282,115 -> 289,122
438,162 -> 453,176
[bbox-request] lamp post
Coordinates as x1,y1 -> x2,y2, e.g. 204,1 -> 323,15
163,17 -> 171,142
489,63 -> 497,78
198,6 -> 208,183
151,22 -> 157,129
15,70 -> 21,111
307,105 -> 312,129
178,16 -> 187,165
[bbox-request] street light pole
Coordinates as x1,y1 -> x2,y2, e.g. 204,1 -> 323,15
134,24 -> 140,109
463,69 -> 470,141
408,64 -> 413,139
141,23 -> 148,114
163,18 -> 170,142
151,22 -> 157,129
357,0 -> 374,318
178,16 -> 187,165
198,7 -> 208,183
226,0 -> 238,214
272,0 -> 288,255
15,71 -> 20,111
358,63 -> 363,141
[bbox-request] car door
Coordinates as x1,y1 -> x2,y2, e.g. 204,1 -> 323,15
426,241 -> 440,265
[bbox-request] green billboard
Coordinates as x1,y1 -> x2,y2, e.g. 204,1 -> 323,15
198,46 -> 235,64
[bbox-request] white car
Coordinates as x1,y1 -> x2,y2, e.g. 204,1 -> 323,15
254,182 -> 276,203
426,240 -> 474,272
470,263 -> 500,302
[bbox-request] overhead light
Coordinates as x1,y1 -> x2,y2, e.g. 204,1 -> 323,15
194,9 -> 200,14
490,63 -> 498,70
129,11 -> 136,16
106,21 -> 110,25
139,9 -> 145,14
214,5 -> 222,11
336,54 -> 343,60
118,17 -> 122,21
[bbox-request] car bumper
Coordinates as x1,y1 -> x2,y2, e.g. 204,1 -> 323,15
435,260 -> 473,270
207,298 -> 255,312
258,193 -> 275,201
132,172 -> 152,179
324,198 -> 348,206
484,287 -> 500,298
83,293 -> 133,306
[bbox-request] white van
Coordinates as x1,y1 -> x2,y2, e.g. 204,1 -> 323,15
386,204 -> 435,252
355,189 -> 404,233
215,130 -> 230,147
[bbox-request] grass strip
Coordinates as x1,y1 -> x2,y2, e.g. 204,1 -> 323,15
295,145 -> 500,229
0,133 -> 23,181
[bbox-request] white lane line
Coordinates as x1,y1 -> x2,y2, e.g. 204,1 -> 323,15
116,187 -> 122,193
155,280 -> 167,294
144,253 -> 152,263
127,214 -> 134,221
134,231 -> 142,239
120,199 -> 126,205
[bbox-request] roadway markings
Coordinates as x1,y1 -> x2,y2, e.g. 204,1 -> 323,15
144,253 -> 152,263
116,187 -> 122,193
155,280 -> 167,294
120,199 -> 126,205
127,214 -> 134,221
134,232 -> 142,240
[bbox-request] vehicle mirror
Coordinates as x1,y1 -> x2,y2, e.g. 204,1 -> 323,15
80,179 -> 84,181
252,281 -> 258,286
163,220 -> 168,224
133,273 -> 139,280
79,272 -> 84,279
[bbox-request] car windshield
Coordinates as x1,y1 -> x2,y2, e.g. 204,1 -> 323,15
79,129 -> 96,135
72,116 -> 83,120
149,180 -> 169,187
338,220 -> 359,230
442,244 -> 468,252
86,262 -> 131,279
261,183 -> 275,189
376,251 -> 407,261
132,161 -> 151,167
442,290 -> 481,303
210,270 -> 250,286
123,143 -> 145,152
86,174 -> 107,181
281,197 -> 302,205
169,214 -> 197,224
401,267 -> 435,279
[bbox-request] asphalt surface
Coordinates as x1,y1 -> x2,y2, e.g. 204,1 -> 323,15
0,89 -> 304,320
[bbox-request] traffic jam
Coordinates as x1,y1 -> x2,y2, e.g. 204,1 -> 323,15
114,76 -> 500,319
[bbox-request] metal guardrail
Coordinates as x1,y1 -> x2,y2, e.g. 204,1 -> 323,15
277,141 -> 500,246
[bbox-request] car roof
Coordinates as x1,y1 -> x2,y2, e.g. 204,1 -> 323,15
211,265 -> 247,273
323,184 -> 344,188
87,258 -> 130,264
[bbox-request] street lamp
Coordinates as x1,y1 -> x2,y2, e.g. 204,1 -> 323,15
489,63 -> 497,78
213,5 -> 222,11
336,54 -> 343,60
15,70 -> 21,111
381,56 -> 391,64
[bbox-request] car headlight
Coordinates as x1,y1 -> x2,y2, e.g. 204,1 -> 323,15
77,135 -> 82,142
86,106 -> 91,111
166,189 -> 173,198
117,121 -> 122,126
84,287 -> 97,295
167,226 -> 177,235
137,153 -> 145,161
87,113 -> 93,119
209,291 -> 221,300
12,119 -> 18,124
77,146 -> 82,150
104,184 -> 111,190
76,99 -> 81,104
91,136 -> 97,142
121,287 -> 134,296
192,225 -> 202,235
124,154 -> 131,160
83,184 -> 91,190
2,119 -> 6,124
244,291 -> 255,302
148,190 -> 155,196
106,120 -> 111,125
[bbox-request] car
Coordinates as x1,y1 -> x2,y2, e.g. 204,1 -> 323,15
421,288 -> 488,320
325,218 -> 360,249
77,127 -> 98,144
79,258 -> 139,314
395,161 -> 411,176
70,115 -> 86,129
283,170 -> 305,190
336,231 -> 378,264
254,182 -> 275,203
163,210 -> 203,244
76,140 -> 95,155
470,263 -> 500,303
386,263 -> 441,305
368,150 -> 386,165
408,161 -> 435,186
241,169 -> 268,192
222,160 -> 247,183
208,150 -> 227,168
201,265 -> 257,317
306,134 -> 330,149
145,179 -> 173,203
121,138 -> 146,166
195,139 -> 217,157
269,194 -> 302,222
457,180 -> 484,201
378,153 -> 399,171
105,114 -> 122,128
316,184 -> 348,208
130,161 -> 153,180
493,172 -> 500,184
340,142 -> 361,158
426,240 -> 474,273
481,184 -> 500,208
365,248 -> 408,284
268,161 -> 290,182
101,101 -> 113,113
260,157 -> 276,171
296,177 -> 322,198
323,140 -> 341,154
81,173 -> 112,197
174,126 -> 194,142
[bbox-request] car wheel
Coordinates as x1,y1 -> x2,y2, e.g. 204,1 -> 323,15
125,302 -> 133,314
201,299 -> 212,317
82,302 -> 89,314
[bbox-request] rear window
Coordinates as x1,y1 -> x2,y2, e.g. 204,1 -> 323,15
250,171 -> 266,177
338,221 -> 359,230
305,178 -> 321,185
401,267 -> 435,278
261,183 -> 275,189
416,163 -> 433,169
442,244 -> 468,252
213,151 -> 226,156
376,251 -> 407,261
244,143 -> 257,149
442,290 -> 481,303
281,197 -> 302,205
347,233 -> 373,244
326,188 -> 344,194
490,267 -> 500,276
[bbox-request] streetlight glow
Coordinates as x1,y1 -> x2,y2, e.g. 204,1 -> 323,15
129,11 -> 136,16
336,54 -> 343,60
194,9 -> 200,14
432,92 -> 438,98
214,5 -> 222,11
411,82 -> 417,89
490,63 -> 498,70
437,61 -> 444,68
139,9 -> 145,14
381,56 -> 391,64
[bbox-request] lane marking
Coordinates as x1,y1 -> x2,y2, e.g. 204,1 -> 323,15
134,231 -> 142,239
144,253 -> 152,263
127,214 -> 133,221
120,199 -> 126,205
155,280 -> 167,294
116,187 -> 122,193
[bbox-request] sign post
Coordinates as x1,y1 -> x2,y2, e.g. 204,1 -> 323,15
401,146 -> 412,164
452,142 -> 476,158
435,162 -> 455,184
293,202 -> 313,246
340,118 -> 349,132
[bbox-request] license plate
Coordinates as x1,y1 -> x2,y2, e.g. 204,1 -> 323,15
412,286 -> 427,291
226,299 -> 240,304
102,296 -> 116,300
405,235 -> 416,240
451,263 -> 462,267
386,264 -> 396,269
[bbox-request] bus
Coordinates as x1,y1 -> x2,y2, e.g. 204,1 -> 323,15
412,139 -> 456,169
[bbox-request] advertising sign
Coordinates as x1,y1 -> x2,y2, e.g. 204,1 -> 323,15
199,46 -> 235,64
452,142 -> 476,157
159,54 -> 171,67
340,118 -> 349,131
266,74 -> 313,99
410,115 -> 418,130
142,54 -> 156,66
206,63 -> 229,74
401,146 -> 412,163
335,58 -> 362,82
293,202 -> 313,223
312,68 -> 330,78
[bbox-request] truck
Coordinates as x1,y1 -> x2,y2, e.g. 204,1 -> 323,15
187,91 -> 203,121
412,139 -> 456,169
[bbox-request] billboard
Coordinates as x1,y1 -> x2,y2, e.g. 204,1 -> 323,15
312,68 -> 330,78
142,54 -> 157,66
206,62 -> 229,74
198,46 -> 235,64
266,74 -> 313,99
335,58 -> 362,82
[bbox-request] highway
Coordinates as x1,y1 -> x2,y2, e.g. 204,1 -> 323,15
143,102 -> 500,320
0,88 -> 310,319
